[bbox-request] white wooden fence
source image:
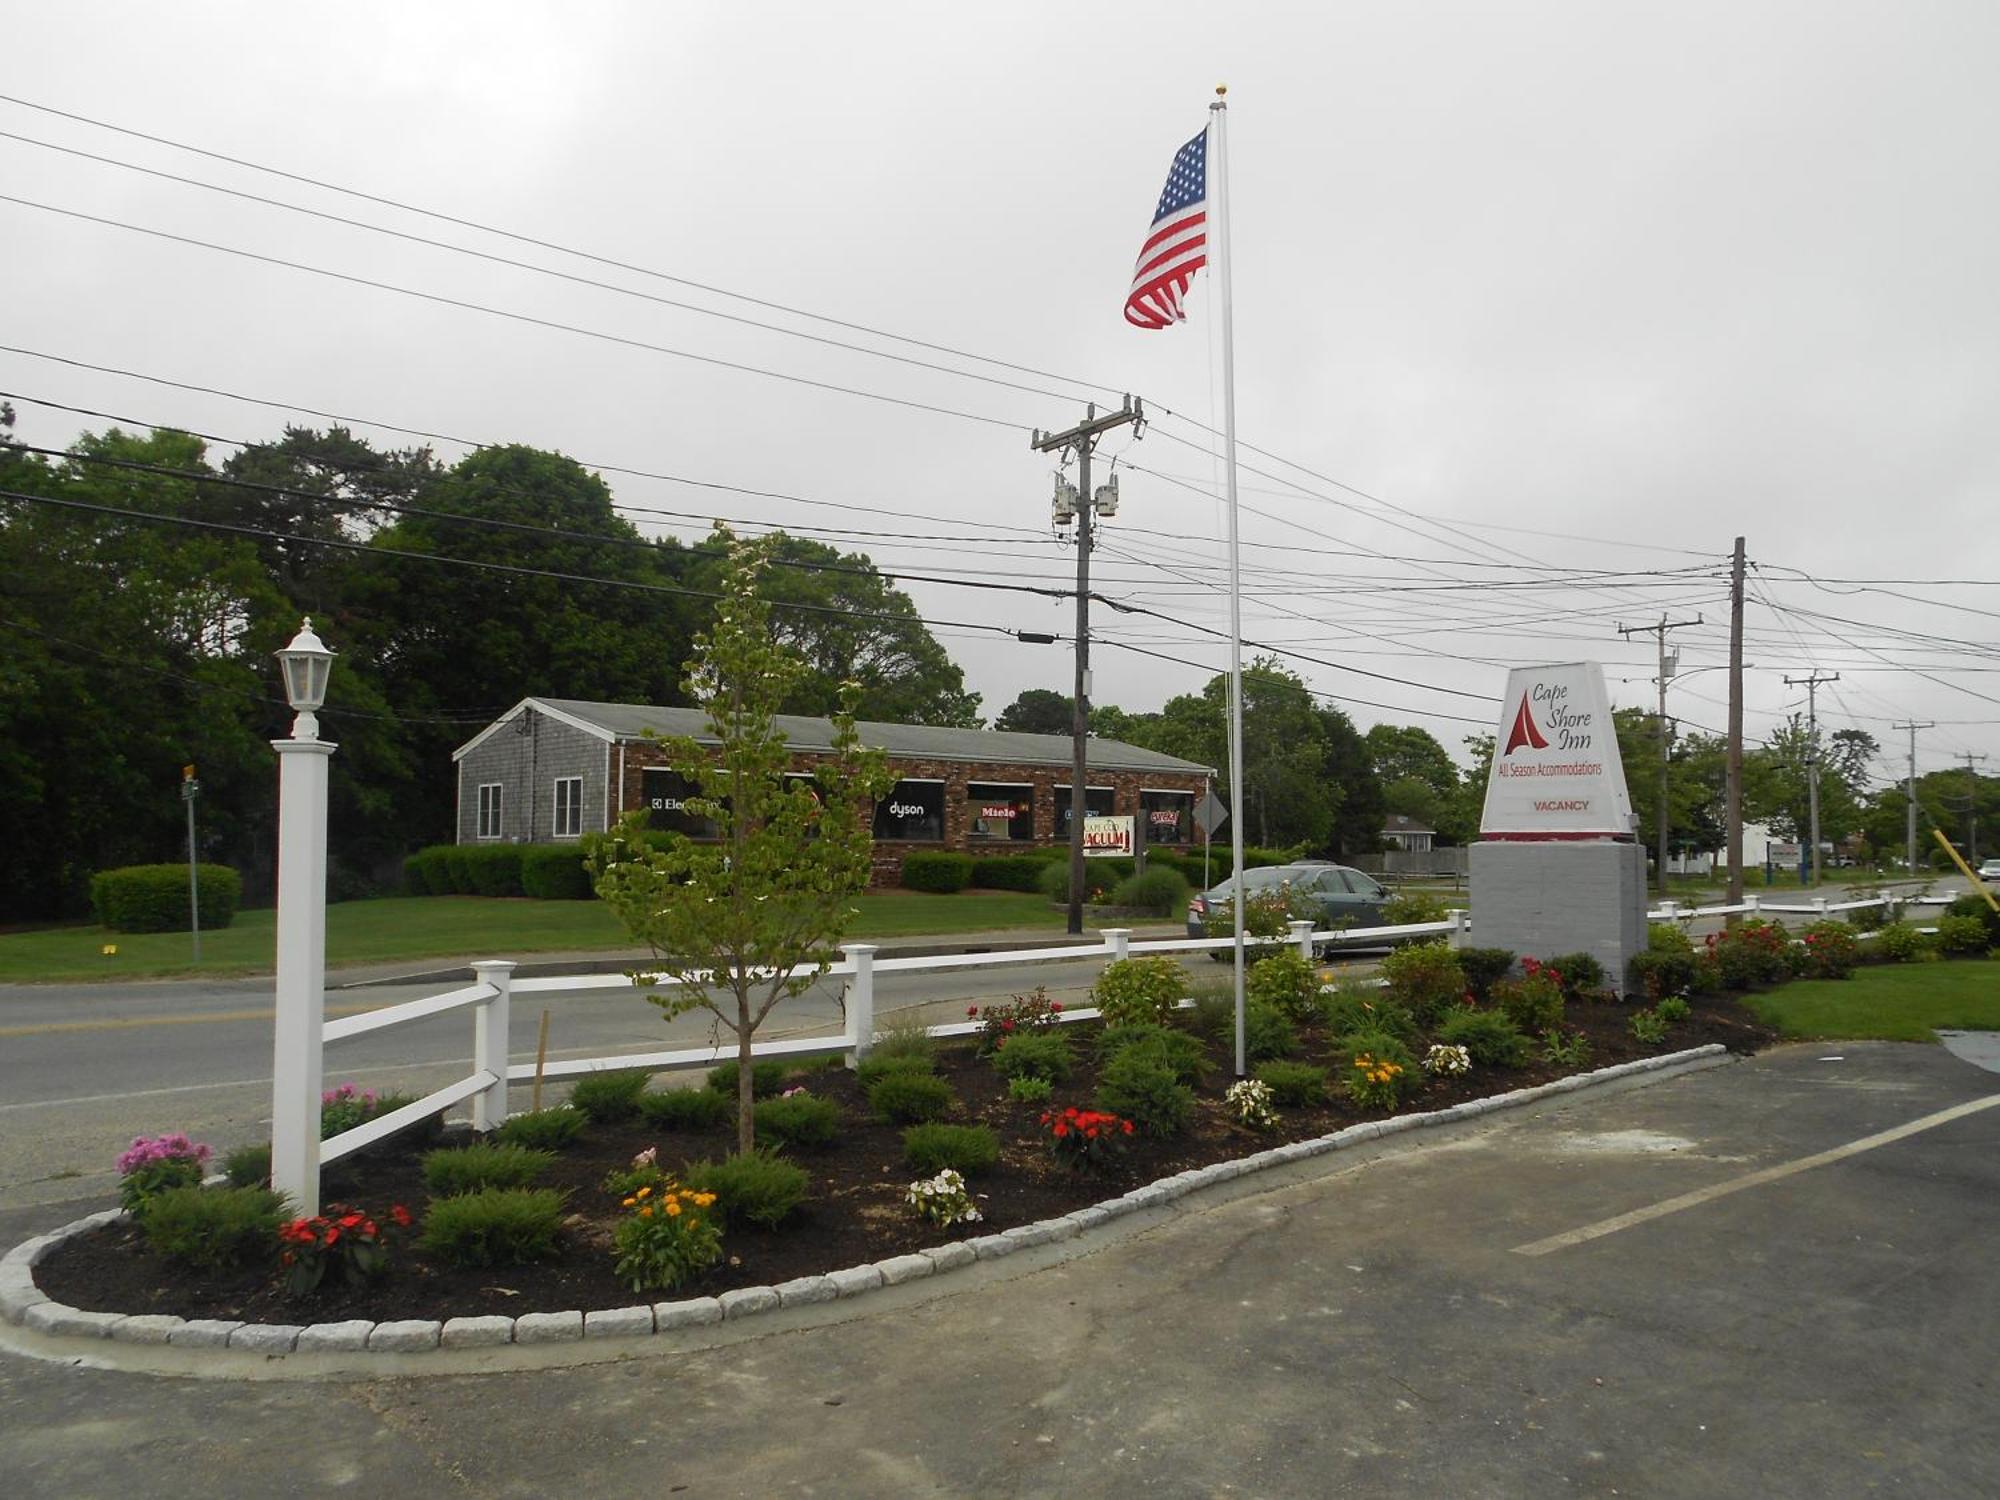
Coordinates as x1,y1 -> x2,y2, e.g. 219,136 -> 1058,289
312,890 -> 1961,1165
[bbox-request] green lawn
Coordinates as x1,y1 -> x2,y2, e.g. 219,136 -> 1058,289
1745,958 -> 2000,1042
0,890 -> 1068,984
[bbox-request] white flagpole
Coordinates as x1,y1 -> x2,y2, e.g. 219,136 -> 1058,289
1209,87 -> 1250,1078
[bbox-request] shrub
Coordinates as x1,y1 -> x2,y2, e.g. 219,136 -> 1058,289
970,987 -> 1063,1055
1245,949 -> 1322,1019
463,844 -> 525,897
869,1010 -> 939,1066
1185,984 -> 1233,1042
443,845 -> 475,894
1381,890 -> 1450,925
1945,894 -> 2000,947
1202,886 -> 1307,940
1871,921 -> 1930,963
1458,947 -> 1516,1002
422,1143 -> 552,1197
1703,920 -> 1796,988
1111,867 -> 1190,916
1539,1028 -> 1592,1067
1655,995 -> 1692,1024
1008,1074 -> 1054,1105
1436,1007 -> 1530,1068
521,844 -> 594,900
683,1148 -> 809,1228
1342,1037 -> 1418,1111
402,847 -> 443,895
1245,1001 -> 1300,1062
867,1070 -> 957,1124
906,1168 -> 983,1229
1801,920 -> 1861,978
903,1122 -> 1002,1176
753,1091 -> 844,1150
1629,1009 -> 1669,1045
115,1133 -> 212,1216
1630,922 -> 1705,999
990,1029 -> 1074,1084
140,1186 -> 284,1269
494,1106 -> 587,1151
418,1188 -> 566,1267
223,1142 -> 270,1189
855,1051 -> 936,1088
1096,1046 -> 1196,1136
90,863 -> 242,932
1378,941 -> 1466,1025
1494,967 -> 1565,1035
1253,1060 -> 1328,1106
1541,952 -> 1606,1000
319,1083 -> 414,1141
637,1086 -> 732,1131
612,1183 -> 723,1293
707,1060 -> 791,1100
1040,1105 -> 1135,1169
1096,1023 -> 1209,1082
902,850 -> 975,893
1091,956 -> 1187,1026
568,1069 -> 654,1124
1225,1079 -> 1279,1129
1935,914 -> 1990,957
1318,987 -> 1418,1047
968,854 -> 1047,892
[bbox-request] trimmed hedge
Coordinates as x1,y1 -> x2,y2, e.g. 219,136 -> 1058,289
401,842 -> 594,898
902,851 -> 975,893
522,845 -> 594,899
968,855 -> 1048,892
90,864 -> 242,932
467,844 -> 524,896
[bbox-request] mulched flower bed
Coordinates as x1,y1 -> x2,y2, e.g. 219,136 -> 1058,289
38,993 -> 1775,1324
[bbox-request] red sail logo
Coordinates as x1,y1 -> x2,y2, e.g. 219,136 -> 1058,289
1503,693 -> 1550,755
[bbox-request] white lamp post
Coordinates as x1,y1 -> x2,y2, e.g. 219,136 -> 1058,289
271,617 -> 336,1215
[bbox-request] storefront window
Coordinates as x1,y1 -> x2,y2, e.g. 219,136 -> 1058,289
873,779 -> 946,842
966,782 -> 1033,841
641,768 -> 718,838
1052,785 -> 1116,835
1140,789 -> 1195,845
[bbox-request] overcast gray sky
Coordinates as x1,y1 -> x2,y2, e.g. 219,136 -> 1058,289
5,1 -> 1996,789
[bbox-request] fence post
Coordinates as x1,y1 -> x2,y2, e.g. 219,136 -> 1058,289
1660,900 -> 1679,924
1746,892 -> 1762,914
1102,928 -> 1132,962
1288,918 -> 1316,962
1447,908 -> 1469,949
470,960 -> 515,1132
841,944 -> 878,1068
1812,896 -> 1829,920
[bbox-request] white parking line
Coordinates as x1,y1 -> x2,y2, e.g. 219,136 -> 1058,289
1512,1093 -> 2000,1256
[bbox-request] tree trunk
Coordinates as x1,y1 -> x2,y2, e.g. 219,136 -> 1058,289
736,988 -> 755,1156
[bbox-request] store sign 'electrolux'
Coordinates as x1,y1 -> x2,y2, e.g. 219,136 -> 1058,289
1083,815 -> 1135,857
1479,662 -> 1635,839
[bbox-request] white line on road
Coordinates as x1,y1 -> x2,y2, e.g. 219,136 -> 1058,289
1511,1093 -> 2000,1256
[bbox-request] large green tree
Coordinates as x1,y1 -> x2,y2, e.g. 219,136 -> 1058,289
994,688 -> 1073,735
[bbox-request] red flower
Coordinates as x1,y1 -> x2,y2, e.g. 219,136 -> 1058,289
390,1204 -> 412,1229
1053,1123 -> 1069,1138
968,1006 -> 979,1017
1121,1120 -> 1135,1135
325,1227 -> 341,1246
338,1213 -> 363,1229
1050,1002 -> 1063,1013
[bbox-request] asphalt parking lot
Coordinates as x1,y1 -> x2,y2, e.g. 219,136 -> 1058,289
3,1039 -> 1997,1498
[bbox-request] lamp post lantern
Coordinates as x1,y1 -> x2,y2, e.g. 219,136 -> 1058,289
271,618 -> 337,1215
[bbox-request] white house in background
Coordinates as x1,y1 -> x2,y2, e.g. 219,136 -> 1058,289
1381,813 -> 1436,853
1712,821 -> 1778,871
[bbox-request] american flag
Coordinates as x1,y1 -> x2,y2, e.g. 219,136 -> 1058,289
1124,129 -> 1208,330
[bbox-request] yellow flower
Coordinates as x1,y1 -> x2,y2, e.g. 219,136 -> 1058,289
666,1200 -> 682,1217
635,1186 -> 652,1200
638,1205 -> 654,1218
692,1192 -> 716,1207
621,1196 -> 636,1208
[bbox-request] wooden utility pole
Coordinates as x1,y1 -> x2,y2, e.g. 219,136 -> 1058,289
1032,397 -> 1142,935
1618,612 -> 1704,895
1890,721 -> 1933,875
1725,538 -> 1746,908
1783,670 -> 1840,886
1960,751 -> 1990,863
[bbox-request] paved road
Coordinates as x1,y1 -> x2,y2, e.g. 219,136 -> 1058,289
2,1040 -> 1996,1497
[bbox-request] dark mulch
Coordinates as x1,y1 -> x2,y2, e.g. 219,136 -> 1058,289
38,994 -> 1775,1323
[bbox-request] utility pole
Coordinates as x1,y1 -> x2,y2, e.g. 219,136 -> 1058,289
181,763 -> 202,961
1890,721 -> 1933,875
1725,538 -> 1746,909
1783,670 -> 1840,886
1961,751 -> 1990,863
1032,395 -> 1142,935
1618,612 -> 1704,895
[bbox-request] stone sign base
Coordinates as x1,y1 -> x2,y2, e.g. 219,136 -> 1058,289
1469,839 -> 1648,995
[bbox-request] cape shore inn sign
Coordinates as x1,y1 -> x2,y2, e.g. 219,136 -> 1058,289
1479,663 -> 1636,840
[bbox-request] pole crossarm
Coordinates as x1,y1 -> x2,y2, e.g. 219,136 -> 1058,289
1617,612 -> 1704,895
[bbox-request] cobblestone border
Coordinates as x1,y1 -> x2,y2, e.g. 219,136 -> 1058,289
1,1045 -> 1727,1361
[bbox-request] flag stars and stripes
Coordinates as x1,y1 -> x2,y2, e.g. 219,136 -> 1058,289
1125,129 -> 1209,330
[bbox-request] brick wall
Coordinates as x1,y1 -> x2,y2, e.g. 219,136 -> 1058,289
614,742 -> 1209,886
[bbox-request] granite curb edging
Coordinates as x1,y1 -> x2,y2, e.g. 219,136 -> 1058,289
1,1044 -> 1729,1363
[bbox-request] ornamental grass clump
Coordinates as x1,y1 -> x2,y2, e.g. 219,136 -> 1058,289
1244,1001 -> 1300,1062
115,1132 -> 212,1216
1095,1023 -> 1208,1083
418,1188 -> 566,1268
989,1028 -> 1074,1085
1225,1078 -> 1279,1130
903,1122 -> 1001,1176
1095,1047 -> 1195,1137
567,1069 -> 653,1124
611,1182 -> 723,1294
494,1105 -> 587,1152
753,1091 -> 844,1150
1040,1105 -> 1135,1170
706,1060 -> 792,1100
143,1186 -> 287,1270
905,1168 -> 982,1229
421,1143 -> 553,1198
222,1143 -> 270,1189
867,1070 -> 956,1124
1090,955 -> 1187,1027
1245,949 -> 1322,1020
1436,1007 -> 1529,1068
683,1148 -> 809,1229
1252,1059 -> 1328,1107
279,1201 -> 412,1293
637,1086 -> 733,1132
1318,987 -> 1418,1047
854,1050 -> 936,1088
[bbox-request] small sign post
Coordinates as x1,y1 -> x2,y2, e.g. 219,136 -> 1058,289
181,763 -> 202,962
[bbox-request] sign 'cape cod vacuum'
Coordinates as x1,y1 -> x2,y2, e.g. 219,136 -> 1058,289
1480,662 -> 1636,839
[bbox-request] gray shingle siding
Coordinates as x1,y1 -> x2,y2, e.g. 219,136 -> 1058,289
455,713 -> 609,844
